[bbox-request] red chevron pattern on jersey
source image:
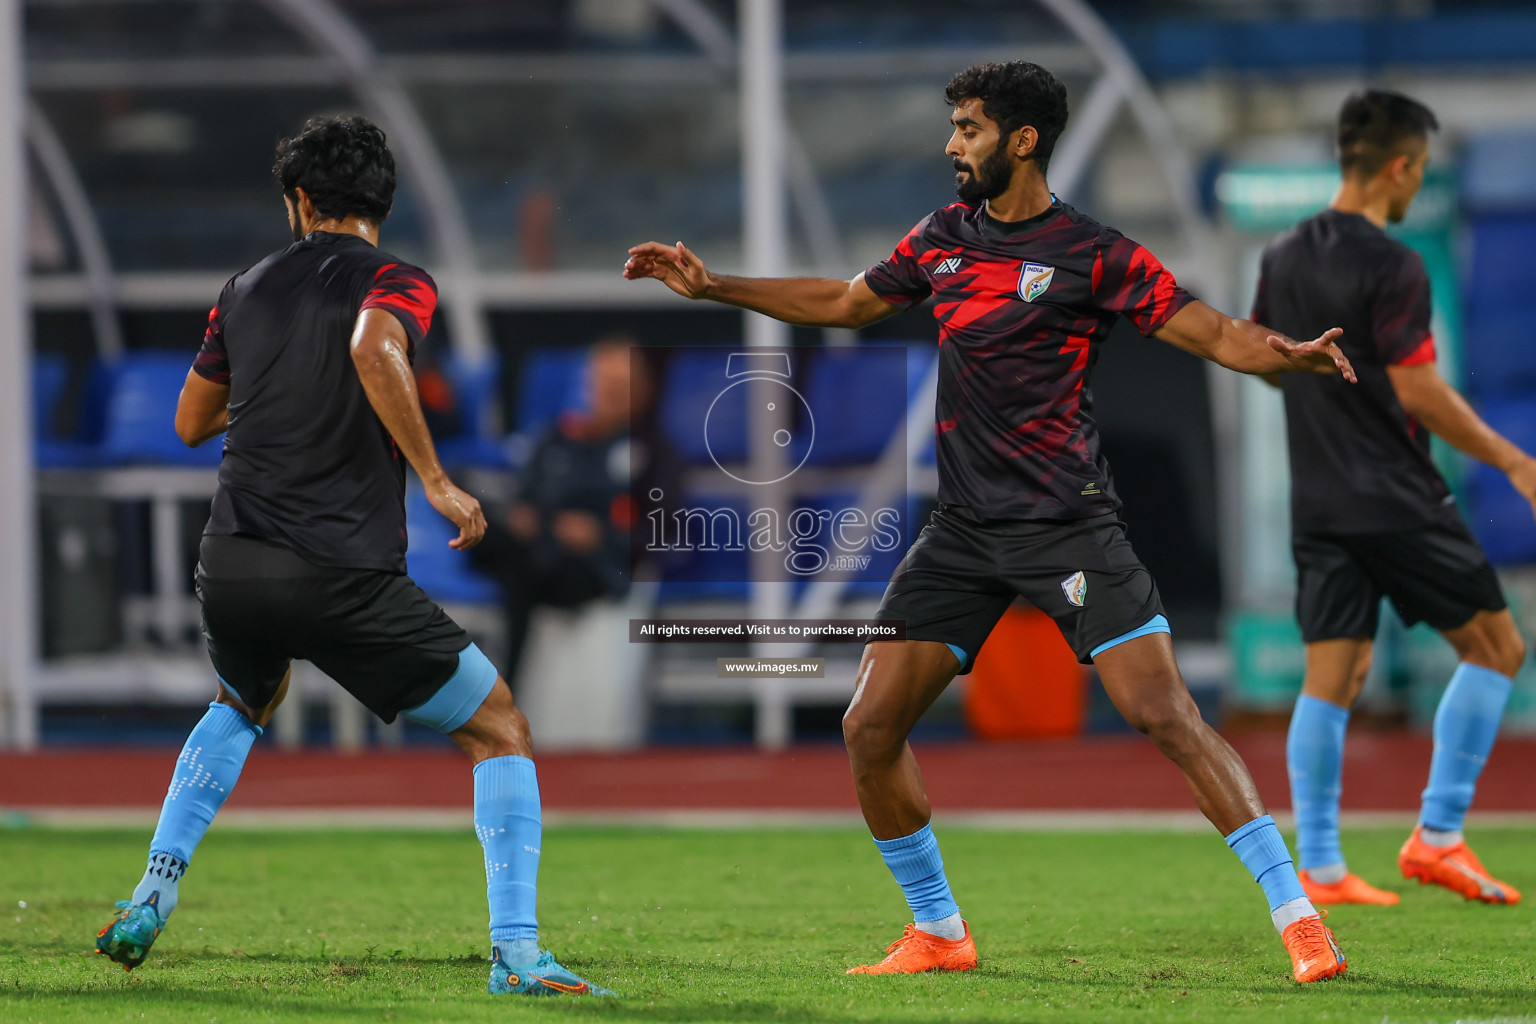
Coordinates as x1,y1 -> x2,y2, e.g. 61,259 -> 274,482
865,200 -> 1192,518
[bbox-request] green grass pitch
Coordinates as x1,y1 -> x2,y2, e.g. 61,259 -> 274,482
2,825 -> 1533,1023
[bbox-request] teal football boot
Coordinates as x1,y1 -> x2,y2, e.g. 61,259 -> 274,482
95,892 -> 166,970
487,946 -> 614,996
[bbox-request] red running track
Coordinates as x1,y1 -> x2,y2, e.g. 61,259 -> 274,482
2,734 -> 1534,812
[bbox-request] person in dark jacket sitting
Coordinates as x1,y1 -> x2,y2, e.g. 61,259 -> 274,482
471,336 -> 675,687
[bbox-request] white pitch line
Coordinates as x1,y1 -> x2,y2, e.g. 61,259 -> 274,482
5,807 -> 1536,831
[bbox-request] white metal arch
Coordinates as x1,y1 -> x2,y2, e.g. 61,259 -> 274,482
27,101 -> 124,360
261,0 -> 492,365
1040,0 -> 1219,297
649,0 -> 846,272
21,0 -> 495,366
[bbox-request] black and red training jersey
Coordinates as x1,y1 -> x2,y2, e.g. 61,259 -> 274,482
864,199 -> 1192,519
192,230 -> 437,573
1254,208 -> 1456,535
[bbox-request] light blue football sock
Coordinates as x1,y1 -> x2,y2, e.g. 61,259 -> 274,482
1286,694 -> 1349,873
1420,662 -> 1512,833
475,755 -> 542,964
1226,815 -> 1315,931
134,701 -> 261,917
874,825 -> 961,937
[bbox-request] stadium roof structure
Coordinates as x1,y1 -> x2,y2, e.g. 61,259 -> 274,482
18,0 -> 1216,364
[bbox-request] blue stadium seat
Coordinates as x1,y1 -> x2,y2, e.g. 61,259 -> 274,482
1462,214 -> 1536,397
659,349 -> 745,466
37,359 -> 119,469
435,354 -> 514,469
514,348 -> 587,434
32,352 -> 108,469
98,352 -> 222,467
1467,396 -> 1536,564
32,352 -> 68,439
404,486 -> 503,604
796,346 -> 911,466
654,493 -> 751,601
785,490 -> 908,599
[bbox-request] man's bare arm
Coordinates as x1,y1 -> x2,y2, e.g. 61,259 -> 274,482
623,240 -> 897,329
1155,301 -> 1356,382
174,370 -> 230,446
1389,361 -> 1536,516
349,307 -> 486,549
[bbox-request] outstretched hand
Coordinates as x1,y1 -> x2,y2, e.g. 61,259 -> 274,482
1267,327 -> 1356,383
623,241 -> 712,299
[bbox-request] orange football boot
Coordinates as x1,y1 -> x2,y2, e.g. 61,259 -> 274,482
1299,869 -> 1400,906
846,922 -> 978,975
1399,827 -> 1522,905
1280,911 -> 1347,984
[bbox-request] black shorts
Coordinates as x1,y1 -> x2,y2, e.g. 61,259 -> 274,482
1293,518 -> 1506,643
874,506 -> 1166,669
195,534 -> 472,722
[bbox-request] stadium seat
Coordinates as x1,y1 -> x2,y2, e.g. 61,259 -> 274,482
1466,396 -> 1536,564
31,353 -> 107,469
1462,213 -> 1536,397
32,352 -> 68,440
513,348 -> 587,434
796,345 -> 913,466
98,352 -> 223,467
658,348 -> 746,466
435,354 -> 514,469
404,486 -> 503,604
654,493 -> 751,601
786,490 -> 908,599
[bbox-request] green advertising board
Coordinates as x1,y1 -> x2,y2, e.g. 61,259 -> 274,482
1215,164 -> 1457,232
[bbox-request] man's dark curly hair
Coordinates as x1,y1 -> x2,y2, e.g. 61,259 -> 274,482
272,115 -> 396,224
944,62 -> 1069,173
1337,89 -> 1438,178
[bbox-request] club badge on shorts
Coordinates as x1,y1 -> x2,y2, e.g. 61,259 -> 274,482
1018,262 -> 1055,303
1060,570 -> 1087,607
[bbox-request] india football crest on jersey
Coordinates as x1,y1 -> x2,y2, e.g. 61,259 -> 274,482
1018,262 -> 1055,302
1060,570 -> 1087,607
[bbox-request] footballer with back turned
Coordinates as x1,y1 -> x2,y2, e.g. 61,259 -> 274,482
1259,90 -> 1532,908
626,61 -> 1356,984
93,116 -> 612,998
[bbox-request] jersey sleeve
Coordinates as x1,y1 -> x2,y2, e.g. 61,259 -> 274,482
191,275 -> 237,385
1373,248 -> 1436,366
360,262 -> 439,349
1091,227 -> 1193,335
863,216 -> 935,310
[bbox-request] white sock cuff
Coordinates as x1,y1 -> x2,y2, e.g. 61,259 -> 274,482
1270,896 -> 1317,933
914,910 -> 965,941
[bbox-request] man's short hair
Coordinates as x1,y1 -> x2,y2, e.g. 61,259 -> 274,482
1337,90 -> 1438,178
273,115 -> 396,224
944,62 -> 1069,173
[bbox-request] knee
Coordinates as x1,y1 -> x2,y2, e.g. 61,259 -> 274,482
842,703 -> 904,767
454,694 -> 533,764
1462,625 -> 1527,679
1123,699 -> 1202,749
1490,631 -> 1526,679
473,709 -> 531,763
